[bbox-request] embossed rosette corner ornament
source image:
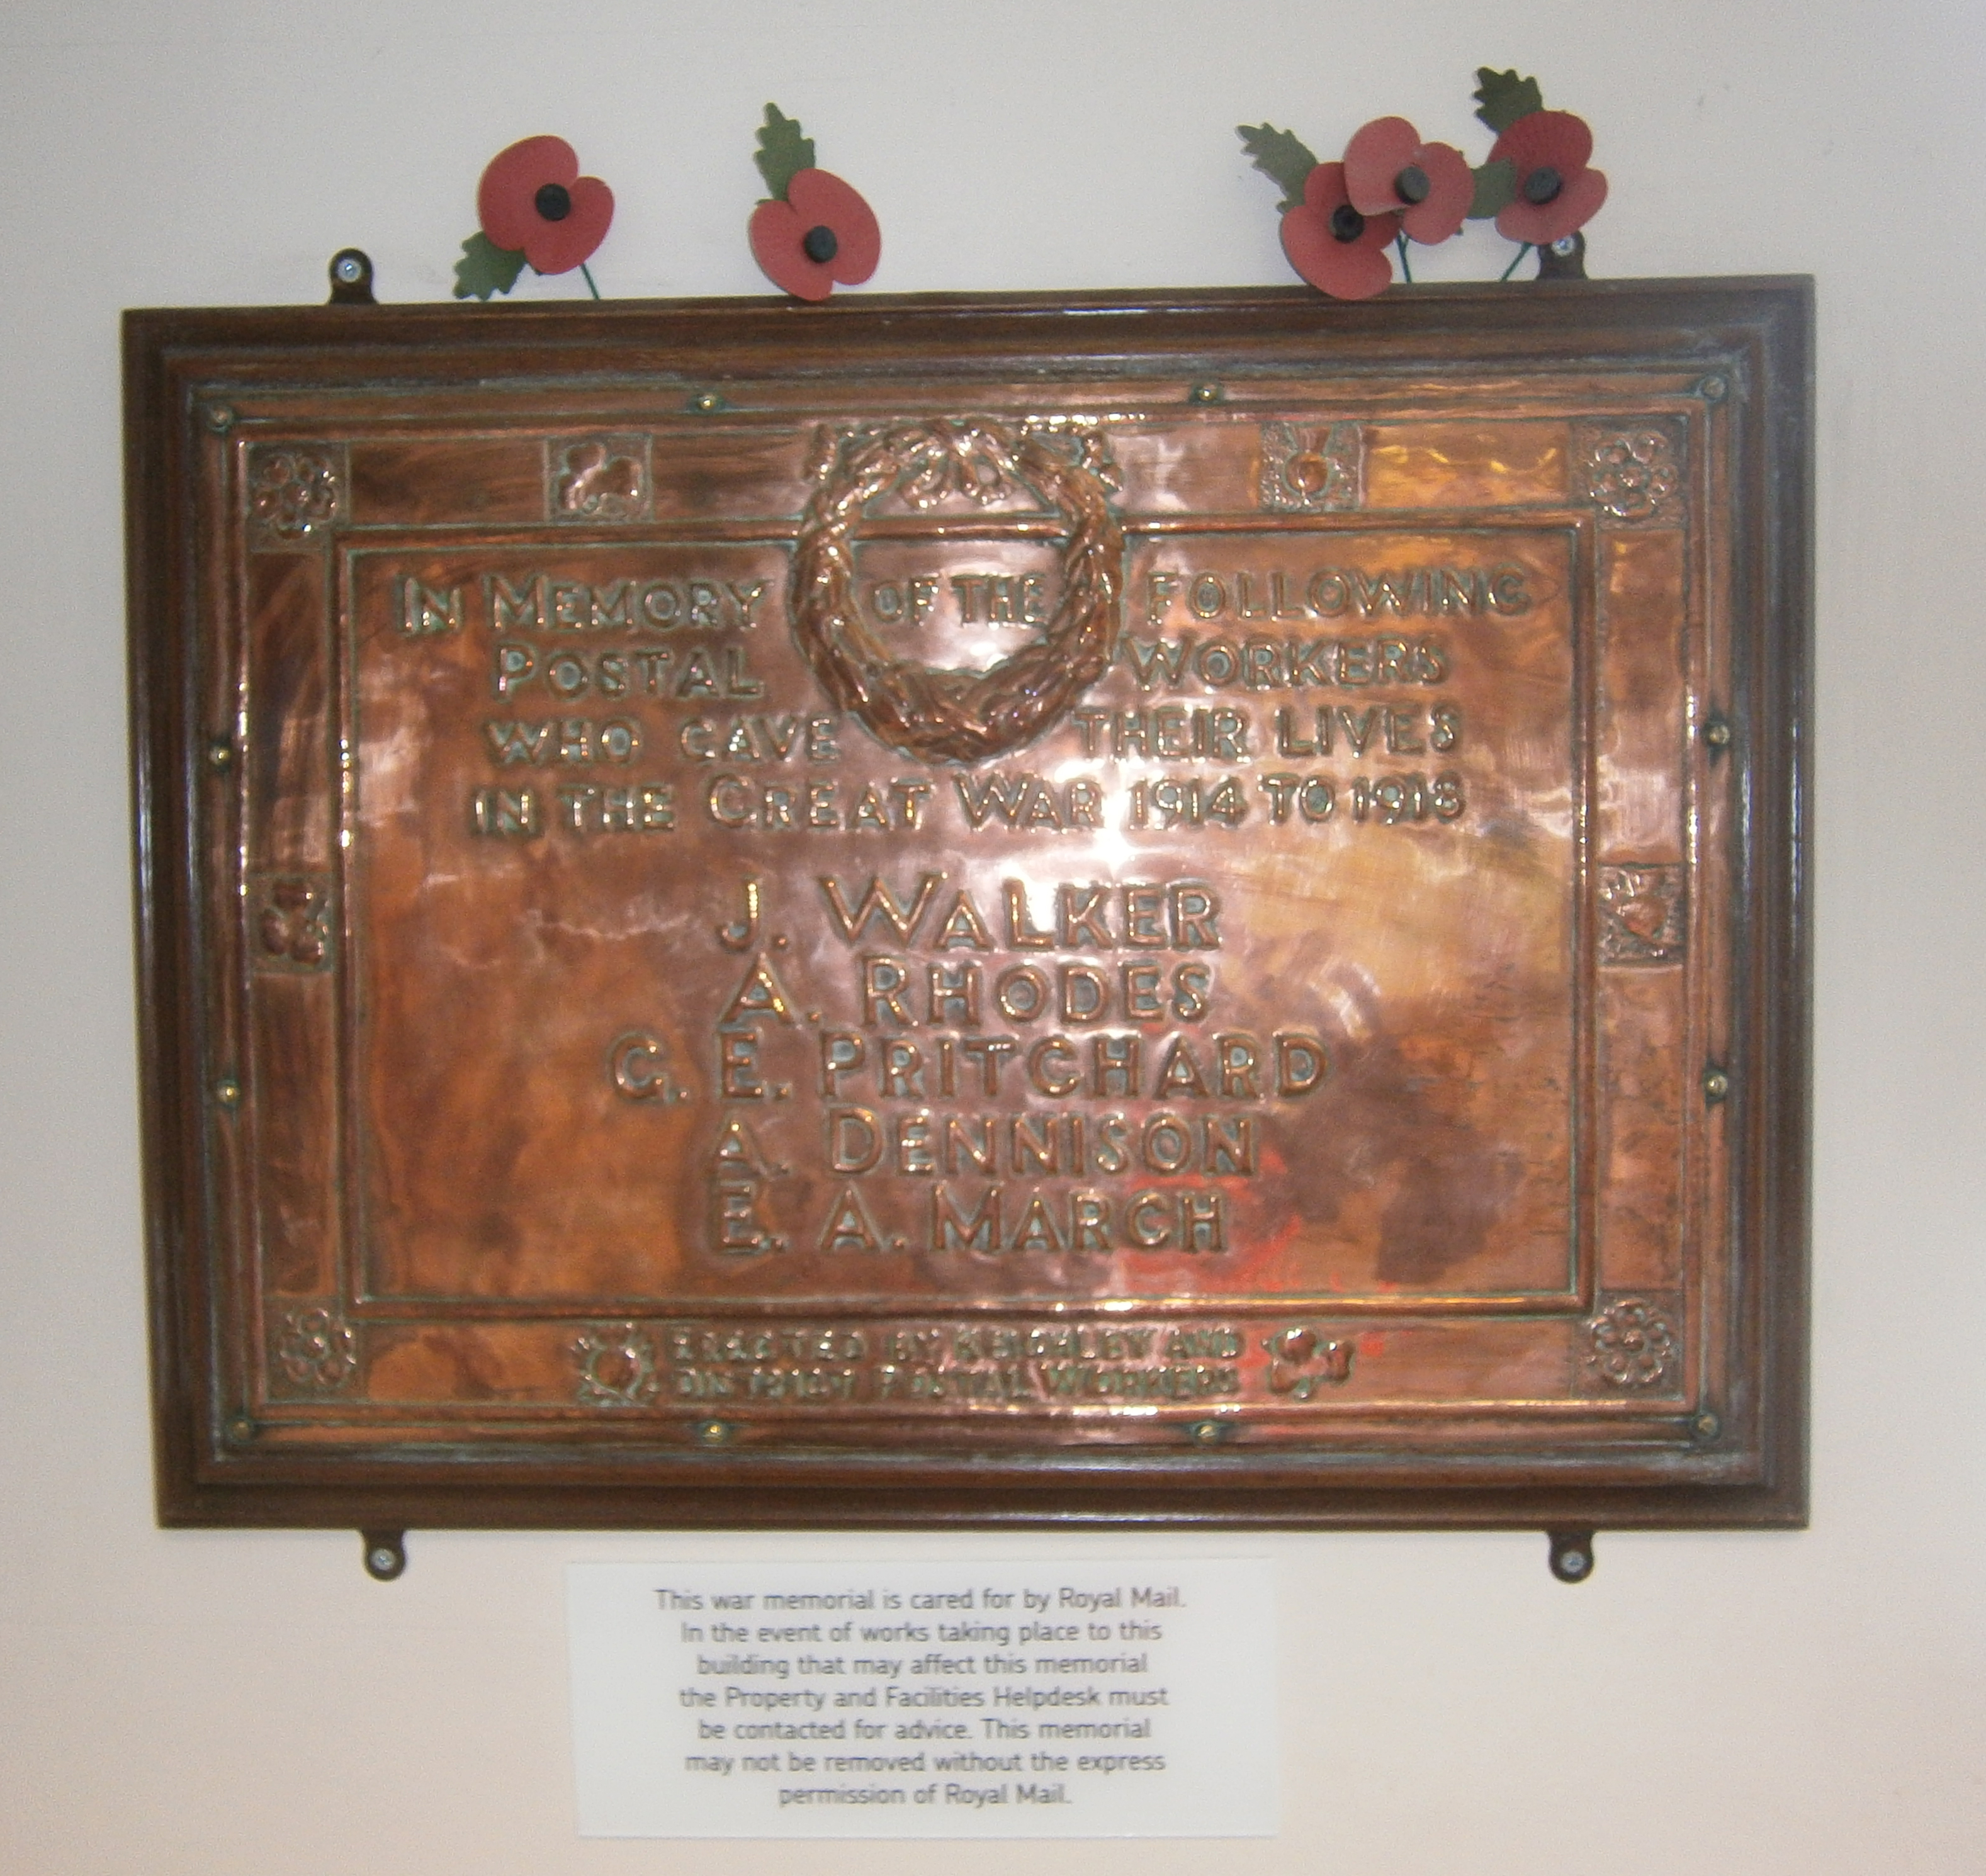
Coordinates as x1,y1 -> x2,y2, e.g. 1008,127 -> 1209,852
748,104 -> 881,301
791,417 -> 1124,763
453,136 -> 614,301
1239,67 -> 1607,298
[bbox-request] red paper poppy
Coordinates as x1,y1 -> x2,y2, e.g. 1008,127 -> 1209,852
1280,162 -> 1399,301
477,136 -> 614,276
1487,110 -> 1607,247
1341,116 -> 1473,246
750,168 -> 881,301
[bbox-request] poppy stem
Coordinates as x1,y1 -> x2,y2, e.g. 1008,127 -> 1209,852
1396,235 -> 1413,284
1499,244 -> 1532,283
580,262 -> 601,301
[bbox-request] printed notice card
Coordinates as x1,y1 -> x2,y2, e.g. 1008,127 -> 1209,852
567,1558 -> 1277,1837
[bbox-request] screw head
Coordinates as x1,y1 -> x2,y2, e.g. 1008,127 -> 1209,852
1188,383 -> 1223,405
1693,1410 -> 1722,1439
1188,1419 -> 1224,1446
206,737 -> 235,772
203,403 -> 235,434
214,1077 -> 242,1108
1551,234 -> 1579,257
327,249 -> 375,305
1703,716 -> 1732,748
690,391 -> 723,414
226,1415 -> 256,1441
1560,1547 -> 1588,1576
1698,374 -> 1730,402
1704,1068 -> 1731,1103
695,1419 -> 731,1447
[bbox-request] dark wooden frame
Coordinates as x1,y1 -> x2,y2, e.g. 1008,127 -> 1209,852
126,279 -> 1810,1543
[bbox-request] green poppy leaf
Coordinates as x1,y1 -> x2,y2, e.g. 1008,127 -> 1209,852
755,103 -> 816,201
1237,123 -> 1321,213
452,232 -> 528,301
1467,159 -> 1517,219
1473,67 -> 1545,135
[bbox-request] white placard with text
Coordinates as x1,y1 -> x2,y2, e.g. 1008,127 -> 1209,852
568,1557 -> 1277,1838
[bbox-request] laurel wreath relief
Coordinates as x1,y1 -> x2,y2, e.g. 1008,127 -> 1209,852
789,417 -> 1126,763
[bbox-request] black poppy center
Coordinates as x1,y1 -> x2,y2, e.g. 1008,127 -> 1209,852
1329,203 -> 1366,244
1395,164 -> 1431,205
802,223 -> 839,264
1522,166 -> 1564,205
535,183 -> 573,222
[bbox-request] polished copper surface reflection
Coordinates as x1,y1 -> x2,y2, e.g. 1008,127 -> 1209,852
125,283 -> 1810,1532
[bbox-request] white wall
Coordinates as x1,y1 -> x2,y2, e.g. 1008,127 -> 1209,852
3,2 -> 1982,1869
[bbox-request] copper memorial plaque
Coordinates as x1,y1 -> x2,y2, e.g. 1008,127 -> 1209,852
126,282 -> 1809,1541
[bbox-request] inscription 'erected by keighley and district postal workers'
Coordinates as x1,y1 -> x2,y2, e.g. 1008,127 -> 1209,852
132,285 -> 1810,1522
